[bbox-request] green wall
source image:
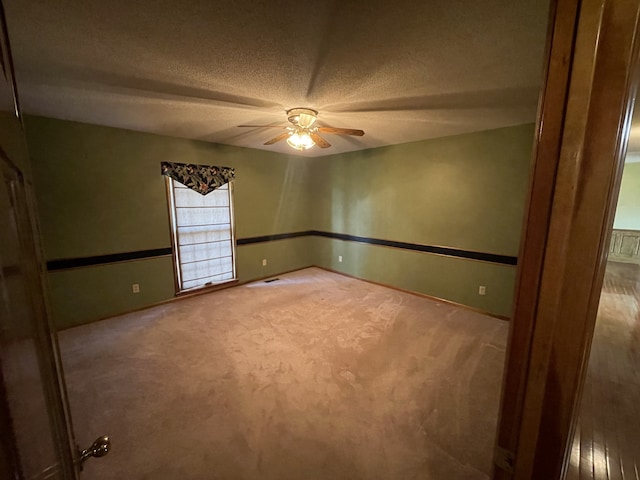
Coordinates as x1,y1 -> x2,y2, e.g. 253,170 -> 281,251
25,117 -> 533,328
0,111 -> 32,178
25,116 -> 315,329
309,125 -> 534,317
613,161 -> 640,230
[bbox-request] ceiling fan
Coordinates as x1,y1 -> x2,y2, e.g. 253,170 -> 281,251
238,108 -> 365,151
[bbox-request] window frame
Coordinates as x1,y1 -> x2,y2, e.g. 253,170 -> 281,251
165,177 -> 237,295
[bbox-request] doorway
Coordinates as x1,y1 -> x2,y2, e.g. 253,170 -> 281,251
566,117 -> 640,478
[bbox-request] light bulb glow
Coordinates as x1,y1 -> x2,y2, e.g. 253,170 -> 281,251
287,129 -> 315,150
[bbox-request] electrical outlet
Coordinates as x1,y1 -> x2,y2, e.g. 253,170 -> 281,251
132,283 -> 140,294
262,259 -> 267,266
338,255 -> 343,263
478,285 -> 486,296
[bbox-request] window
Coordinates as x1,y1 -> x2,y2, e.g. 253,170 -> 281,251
166,178 -> 236,292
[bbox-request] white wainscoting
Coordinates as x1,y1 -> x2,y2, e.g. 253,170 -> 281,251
609,229 -> 640,263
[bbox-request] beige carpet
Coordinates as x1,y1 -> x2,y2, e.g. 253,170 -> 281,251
59,267 -> 508,480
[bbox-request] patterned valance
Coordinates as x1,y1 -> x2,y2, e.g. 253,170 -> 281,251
161,162 -> 235,195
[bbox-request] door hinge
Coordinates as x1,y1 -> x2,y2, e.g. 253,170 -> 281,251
494,445 -> 515,474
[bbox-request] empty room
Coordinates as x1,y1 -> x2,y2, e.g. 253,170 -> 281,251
7,1 -> 636,480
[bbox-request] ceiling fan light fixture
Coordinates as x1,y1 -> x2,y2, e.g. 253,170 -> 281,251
287,108 -> 318,128
239,107 -> 363,151
287,129 -> 315,150
297,113 -> 316,128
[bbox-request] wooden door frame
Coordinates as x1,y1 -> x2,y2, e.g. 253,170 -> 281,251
0,1 -> 80,478
494,0 -> 640,478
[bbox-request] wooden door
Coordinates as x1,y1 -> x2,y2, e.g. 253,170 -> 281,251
0,2 -> 79,479
493,0 -> 640,478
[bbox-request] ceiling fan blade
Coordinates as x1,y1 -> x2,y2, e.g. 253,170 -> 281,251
317,127 -> 365,136
264,132 -> 291,145
310,132 -> 331,148
238,125 -> 287,128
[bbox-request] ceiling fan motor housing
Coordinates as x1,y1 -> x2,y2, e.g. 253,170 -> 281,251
238,108 -> 364,150
287,108 -> 318,128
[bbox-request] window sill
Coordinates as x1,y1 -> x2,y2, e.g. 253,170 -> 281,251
175,279 -> 239,298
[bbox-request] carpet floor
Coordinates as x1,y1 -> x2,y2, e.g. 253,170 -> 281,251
59,267 -> 508,480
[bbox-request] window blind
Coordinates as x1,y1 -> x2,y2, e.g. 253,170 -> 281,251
170,180 -> 235,291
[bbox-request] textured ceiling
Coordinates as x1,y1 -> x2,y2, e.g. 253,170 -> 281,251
6,0 -> 551,157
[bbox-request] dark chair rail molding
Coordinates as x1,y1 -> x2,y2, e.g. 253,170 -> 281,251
46,248 -> 173,271
46,231 -> 518,272
307,231 -> 518,266
235,231 -> 310,245
237,230 -> 517,265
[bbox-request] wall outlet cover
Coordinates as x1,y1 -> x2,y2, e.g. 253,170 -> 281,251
132,283 -> 140,293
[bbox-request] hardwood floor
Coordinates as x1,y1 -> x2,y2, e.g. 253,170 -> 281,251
566,261 -> 640,480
